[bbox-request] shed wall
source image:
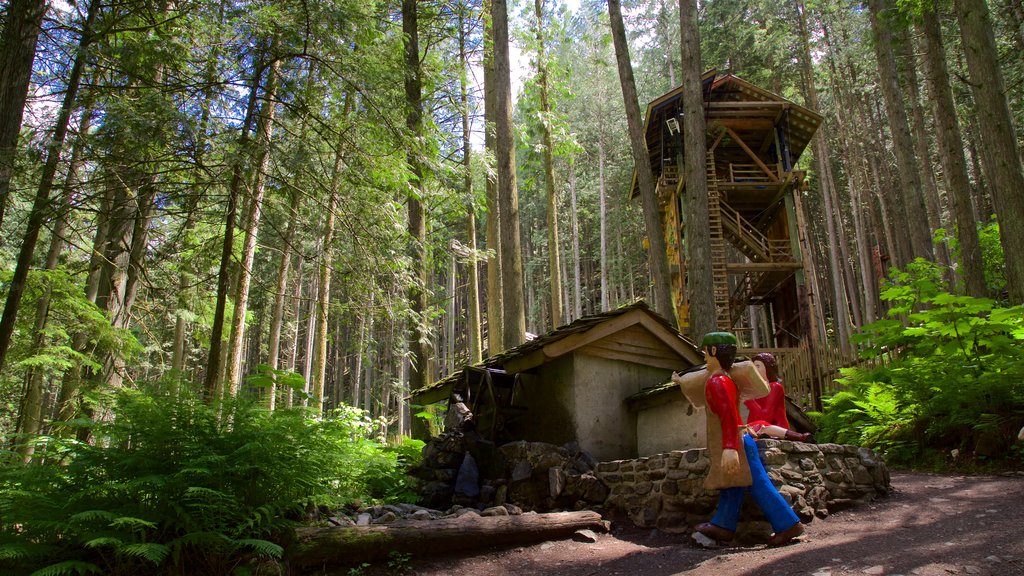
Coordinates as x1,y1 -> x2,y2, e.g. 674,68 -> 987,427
636,396 -> 705,456
514,356 -> 577,446
571,354 -> 669,461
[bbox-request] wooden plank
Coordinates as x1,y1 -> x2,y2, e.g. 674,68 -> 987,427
577,344 -> 685,371
726,262 -> 801,272
636,315 -> 703,363
540,309 -> 644,359
724,126 -> 780,183
707,101 -> 788,109
503,348 -> 547,374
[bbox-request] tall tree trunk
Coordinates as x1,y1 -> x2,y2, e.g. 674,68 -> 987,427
677,0 -> 715,339
403,0 -> 432,392
204,61 -> 263,401
919,6 -> 986,297
607,0 -> 675,327
898,26 -> 945,246
225,53 -> 280,396
483,0 -> 503,356
311,97 -> 352,414
0,0 -> 47,231
571,159 -> 582,319
598,144 -> 609,312
867,0 -> 935,262
0,0 -> 96,373
534,0 -> 564,330
459,3 -> 482,365
955,0 -> 1024,303
266,191 -> 300,409
659,0 -> 676,87
493,0 -> 526,348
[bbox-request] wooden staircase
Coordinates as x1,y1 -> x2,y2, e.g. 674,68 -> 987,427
707,152 -> 732,330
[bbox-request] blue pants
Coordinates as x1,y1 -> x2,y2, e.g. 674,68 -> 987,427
709,434 -> 800,533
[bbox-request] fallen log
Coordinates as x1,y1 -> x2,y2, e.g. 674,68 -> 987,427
290,510 -> 608,570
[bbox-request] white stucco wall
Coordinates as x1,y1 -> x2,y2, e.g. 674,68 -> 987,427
636,396 -> 706,456
571,353 -> 670,461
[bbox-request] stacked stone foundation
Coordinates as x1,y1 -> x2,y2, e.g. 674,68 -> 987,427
596,439 -> 890,539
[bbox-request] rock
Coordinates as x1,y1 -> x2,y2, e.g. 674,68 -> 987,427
328,516 -> 354,527
455,452 -> 481,499
410,509 -> 433,521
356,513 -> 371,526
511,459 -> 532,482
481,506 -> 510,517
549,467 -> 566,499
862,565 -> 885,574
691,531 -> 719,548
372,511 -> 398,524
573,528 -> 599,543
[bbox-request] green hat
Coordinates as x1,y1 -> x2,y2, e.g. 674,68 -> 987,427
700,332 -> 737,347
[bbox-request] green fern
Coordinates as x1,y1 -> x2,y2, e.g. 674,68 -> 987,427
118,542 -> 170,564
29,560 -> 103,576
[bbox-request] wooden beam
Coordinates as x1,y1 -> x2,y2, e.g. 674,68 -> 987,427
707,101 -> 787,109
724,126 -> 780,183
540,309 -> 644,359
578,344 -> 685,371
636,315 -> 703,363
726,262 -> 802,272
503,348 -> 547,374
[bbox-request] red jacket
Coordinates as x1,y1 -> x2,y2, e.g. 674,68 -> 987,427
744,380 -> 790,429
706,372 -> 742,451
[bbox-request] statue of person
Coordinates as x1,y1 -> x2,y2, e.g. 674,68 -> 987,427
443,389 -> 475,433
744,352 -> 812,443
675,332 -> 804,546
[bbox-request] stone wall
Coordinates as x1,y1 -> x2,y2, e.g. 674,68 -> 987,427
595,439 -> 890,539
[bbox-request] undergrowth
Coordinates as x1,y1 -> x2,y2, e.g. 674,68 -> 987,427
811,259 -> 1024,471
0,386 -> 422,575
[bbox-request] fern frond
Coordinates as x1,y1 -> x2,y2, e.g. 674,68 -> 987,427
29,560 -> 103,576
68,510 -> 117,525
0,542 -> 40,560
109,516 -> 157,530
83,537 -> 123,549
233,539 -> 283,559
119,542 -> 170,564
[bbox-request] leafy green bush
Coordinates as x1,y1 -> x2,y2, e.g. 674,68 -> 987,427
814,259 -> 1024,469
0,386 -> 420,575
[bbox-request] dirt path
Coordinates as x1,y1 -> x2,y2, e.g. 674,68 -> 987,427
385,471 -> 1024,576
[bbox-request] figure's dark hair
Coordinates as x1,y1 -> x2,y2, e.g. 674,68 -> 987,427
707,343 -> 738,370
752,352 -> 778,381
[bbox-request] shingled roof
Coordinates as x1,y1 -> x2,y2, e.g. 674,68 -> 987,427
411,301 -> 700,403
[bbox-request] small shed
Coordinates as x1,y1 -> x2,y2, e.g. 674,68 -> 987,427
411,302 -> 705,461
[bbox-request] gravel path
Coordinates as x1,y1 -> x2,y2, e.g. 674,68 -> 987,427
384,471 -> 1024,576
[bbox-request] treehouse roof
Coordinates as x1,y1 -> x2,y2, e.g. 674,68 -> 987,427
629,71 -> 823,199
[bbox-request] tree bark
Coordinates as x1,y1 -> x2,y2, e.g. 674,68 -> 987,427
678,0 -> 715,339
459,4 -> 483,365
482,0 -> 503,356
225,52 -> 280,396
0,0 -> 47,231
534,0 -> 564,330
0,0 -> 96,373
867,0 -> 935,262
204,60 -> 263,401
955,0 -> 1024,303
403,0 -> 432,392
607,0 -> 676,327
292,511 -> 607,570
918,6 -> 986,297
493,0 -> 526,348
311,97 -> 352,414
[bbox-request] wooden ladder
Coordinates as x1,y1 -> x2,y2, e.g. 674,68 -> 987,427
706,151 -> 732,330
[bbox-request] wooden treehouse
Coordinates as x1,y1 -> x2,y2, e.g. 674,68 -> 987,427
631,71 -> 830,407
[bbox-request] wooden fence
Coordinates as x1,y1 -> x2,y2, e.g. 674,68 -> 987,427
738,343 -> 889,411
